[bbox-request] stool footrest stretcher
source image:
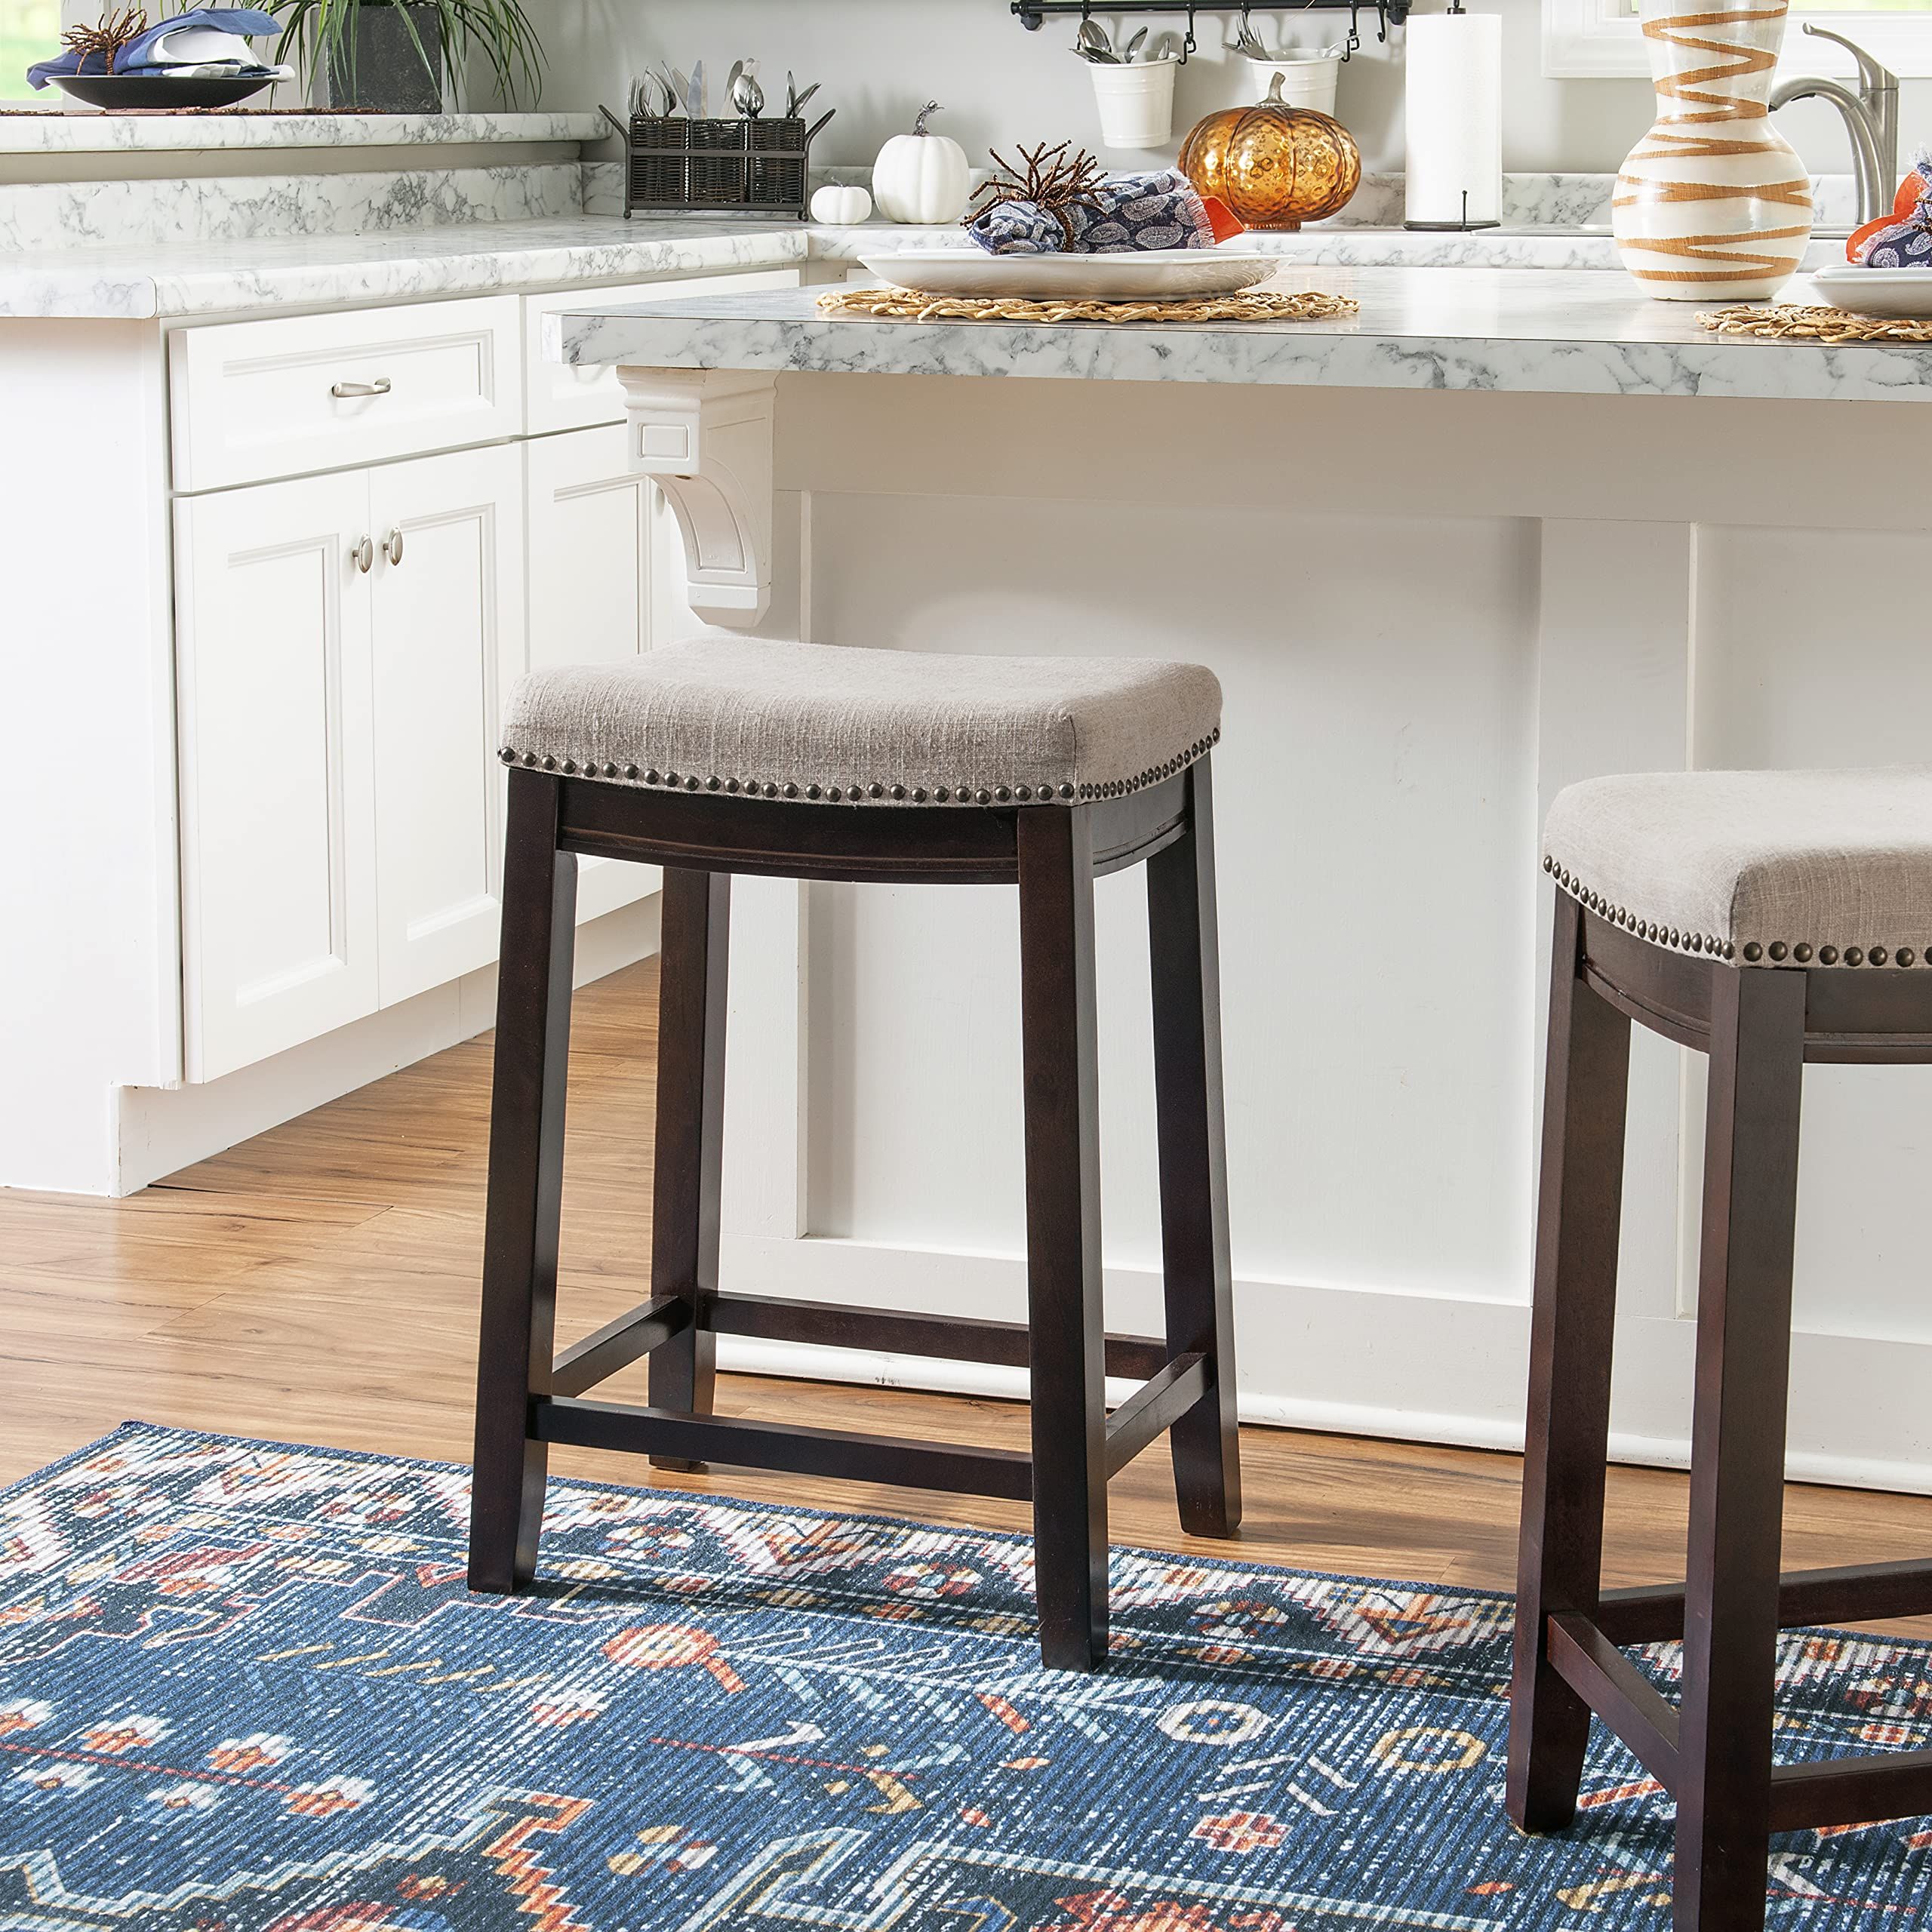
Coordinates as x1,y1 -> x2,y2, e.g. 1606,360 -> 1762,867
1548,1593 -> 1932,1831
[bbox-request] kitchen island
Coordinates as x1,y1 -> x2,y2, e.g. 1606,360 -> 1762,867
549,266 -> 1932,1493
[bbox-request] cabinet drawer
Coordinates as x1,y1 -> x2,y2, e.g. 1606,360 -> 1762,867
523,270 -> 800,435
171,294 -> 521,494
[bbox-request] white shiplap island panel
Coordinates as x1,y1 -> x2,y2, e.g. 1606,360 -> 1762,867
554,266 -> 1932,1492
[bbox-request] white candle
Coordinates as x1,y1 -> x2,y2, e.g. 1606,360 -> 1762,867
1404,8 -> 1503,229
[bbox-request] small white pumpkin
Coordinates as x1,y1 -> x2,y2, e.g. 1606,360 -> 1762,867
811,183 -> 874,225
872,101 -> 971,225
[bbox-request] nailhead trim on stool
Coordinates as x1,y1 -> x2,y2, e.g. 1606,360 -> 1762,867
1543,856 -> 1920,968
497,728 -> 1223,807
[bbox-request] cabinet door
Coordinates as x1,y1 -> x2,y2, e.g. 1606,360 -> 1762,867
367,442 -> 528,1006
525,425 -> 663,923
175,471 -> 379,1082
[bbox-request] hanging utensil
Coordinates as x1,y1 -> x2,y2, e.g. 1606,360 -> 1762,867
1234,4 -> 1267,56
1074,17 -> 1115,60
1122,25 -> 1149,60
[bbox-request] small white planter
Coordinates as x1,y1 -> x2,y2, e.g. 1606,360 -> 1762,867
1088,57 -> 1179,149
1242,51 -> 1342,118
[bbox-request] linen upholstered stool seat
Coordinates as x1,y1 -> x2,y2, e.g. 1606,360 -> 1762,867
497,638 -> 1224,808
469,638 -> 1240,1674
1509,764 -> 1932,1932
1542,767 -> 1932,968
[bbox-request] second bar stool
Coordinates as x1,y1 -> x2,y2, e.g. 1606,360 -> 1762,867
468,638 -> 1241,1672
1509,767 -> 1932,1931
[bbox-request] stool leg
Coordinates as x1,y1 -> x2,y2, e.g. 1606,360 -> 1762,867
1507,891 -> 1632,1831
646,866 -> 731,1471
1017,804 -> 1109,1672
1146,758 -> 1241,1538
1674,965 -> 1805,1932
469,771 -> 578,1592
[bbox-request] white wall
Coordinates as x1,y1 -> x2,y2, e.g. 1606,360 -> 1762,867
530,0 -> 1906,181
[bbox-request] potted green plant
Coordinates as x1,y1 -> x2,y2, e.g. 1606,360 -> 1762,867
269,0 -> 542,112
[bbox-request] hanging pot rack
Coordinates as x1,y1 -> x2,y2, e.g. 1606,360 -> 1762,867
1011,0 -> 1410,58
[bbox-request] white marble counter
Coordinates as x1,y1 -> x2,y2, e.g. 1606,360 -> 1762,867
2,209 -> 1868,323
550,266 -> 1932,406
0,215 -> 821,319
0,110 -> 603,154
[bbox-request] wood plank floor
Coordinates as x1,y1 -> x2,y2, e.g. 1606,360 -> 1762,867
3,956 -> 1927,1634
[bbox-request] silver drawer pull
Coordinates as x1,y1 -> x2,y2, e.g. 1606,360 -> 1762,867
353,536 -> 374,574
331,377 -> 392,398
384,527 -> 405,568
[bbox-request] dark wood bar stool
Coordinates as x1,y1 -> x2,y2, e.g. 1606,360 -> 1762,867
1509,768 -> 1932,1931
467,638 -> 1240,1672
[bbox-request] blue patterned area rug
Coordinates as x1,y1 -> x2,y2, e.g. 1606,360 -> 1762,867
2,1426 -> 1930,1930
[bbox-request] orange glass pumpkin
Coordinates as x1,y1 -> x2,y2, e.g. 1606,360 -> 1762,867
1180,80 -> 1361,232
1177,106 -> 1246,209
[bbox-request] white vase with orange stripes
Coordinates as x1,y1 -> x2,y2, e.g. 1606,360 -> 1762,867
1614,0 -> 1814,300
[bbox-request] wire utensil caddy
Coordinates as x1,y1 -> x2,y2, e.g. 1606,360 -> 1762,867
599,105 -> 836,220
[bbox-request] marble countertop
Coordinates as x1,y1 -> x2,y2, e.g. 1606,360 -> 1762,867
550,266 -> 1932,406
0,110 -> 604,154
0,217 -> 817,320
0,211 -> 1865,325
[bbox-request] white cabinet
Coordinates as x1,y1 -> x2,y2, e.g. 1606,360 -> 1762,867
171,295 -> 522,494
525,423 -> 666,922
175,472 -> 381,1081
369,444 -> 527,1004
177,446 -> 525,1079
171,270 -> 777,1084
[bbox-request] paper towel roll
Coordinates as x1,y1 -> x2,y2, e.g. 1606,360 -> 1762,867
1404,10 -> 1503,229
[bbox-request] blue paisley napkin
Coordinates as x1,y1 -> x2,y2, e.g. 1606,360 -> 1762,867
967,169 -> 1218,255
1855,150 -> 1932,267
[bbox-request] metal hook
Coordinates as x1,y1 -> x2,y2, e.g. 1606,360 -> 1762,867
1180,0 -> 1197,62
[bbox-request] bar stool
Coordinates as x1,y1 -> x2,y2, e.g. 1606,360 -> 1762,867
1509,768 -> 1932,1931
466,638 -> 1240,1672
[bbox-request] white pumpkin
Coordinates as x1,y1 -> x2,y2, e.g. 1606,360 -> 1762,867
811,183 -> 874,225
872,102 -> 971,225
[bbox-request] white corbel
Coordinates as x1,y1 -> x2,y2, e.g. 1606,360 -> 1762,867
614,367 -> 777,627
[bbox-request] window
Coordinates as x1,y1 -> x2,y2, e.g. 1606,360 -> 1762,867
1546,0 -> 1932,78
2,0 -> 64,106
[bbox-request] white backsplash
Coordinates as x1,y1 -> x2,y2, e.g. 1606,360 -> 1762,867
3,152 -> 1858,260
581,160 -> 1857,233
0,162 -> 583,254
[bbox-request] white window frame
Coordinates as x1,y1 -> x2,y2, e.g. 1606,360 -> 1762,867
2,0 -> 92,109
1546,0 -> 1932,78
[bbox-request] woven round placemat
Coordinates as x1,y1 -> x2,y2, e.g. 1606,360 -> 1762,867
817,286 -> 1359,325
1699,303 -> 1932,344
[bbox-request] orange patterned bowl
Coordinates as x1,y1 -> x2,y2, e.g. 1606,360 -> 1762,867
1181,96 -> 1361,232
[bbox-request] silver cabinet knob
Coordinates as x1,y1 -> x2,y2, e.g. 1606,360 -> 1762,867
353,536 -> 374,574
331,377 -> 392,398
384,527 -> 405,568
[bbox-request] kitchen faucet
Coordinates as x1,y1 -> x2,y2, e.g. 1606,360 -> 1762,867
1769,23 -> 1900,225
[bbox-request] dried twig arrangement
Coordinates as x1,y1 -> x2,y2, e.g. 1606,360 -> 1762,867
1700,303 -> 1932,345
61,5 -> 148,72
967,140 -> 1106,248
